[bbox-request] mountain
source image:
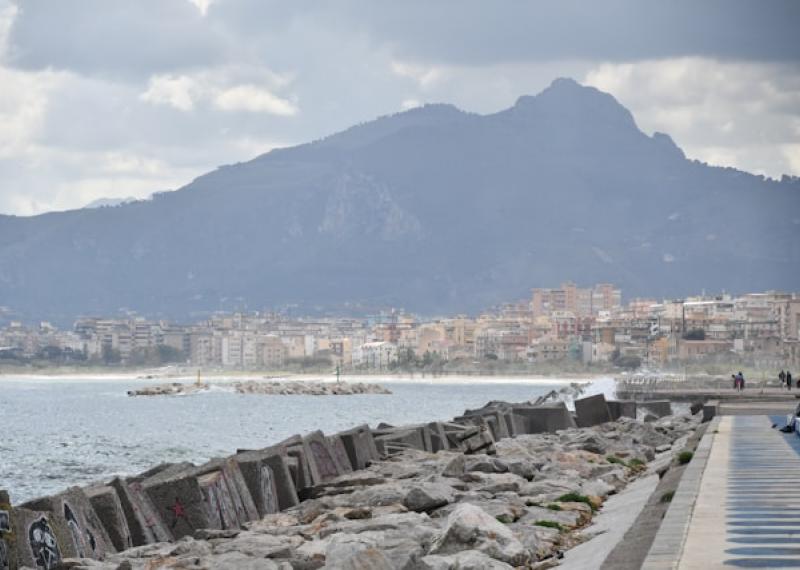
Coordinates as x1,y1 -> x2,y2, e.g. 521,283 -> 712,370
84,196 -> 142,209
1,78 -> 798,323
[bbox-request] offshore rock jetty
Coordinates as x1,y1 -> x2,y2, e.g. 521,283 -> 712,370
0,394 -> 701,569
126,380 -> 392,397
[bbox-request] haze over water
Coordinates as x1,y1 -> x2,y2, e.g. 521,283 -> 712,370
0,376 -> 602,503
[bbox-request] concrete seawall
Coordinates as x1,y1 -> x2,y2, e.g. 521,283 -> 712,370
1,393 -> 703,570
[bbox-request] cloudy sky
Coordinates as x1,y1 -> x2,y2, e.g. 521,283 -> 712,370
1,0 -> 798,216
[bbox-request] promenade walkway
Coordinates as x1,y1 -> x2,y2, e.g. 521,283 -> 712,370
679,415 -> 800,568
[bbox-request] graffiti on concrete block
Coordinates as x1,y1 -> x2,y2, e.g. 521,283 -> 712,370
167,498 -> 186,530
0,539 -> 9,570
63,503 -> 85,558
29,516 -> 61,570
260,465 -> 279,514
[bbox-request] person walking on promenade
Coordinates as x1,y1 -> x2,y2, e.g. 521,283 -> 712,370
788,370 -> 794,390
736,371 -> 745,392
732,374 -> 738,390
780,370 -> 787,389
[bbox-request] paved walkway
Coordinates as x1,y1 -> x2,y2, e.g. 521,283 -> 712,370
680,415 -> 800,569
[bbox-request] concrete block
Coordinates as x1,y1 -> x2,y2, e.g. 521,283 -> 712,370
338,424 -> 380,470
277,435 -> 313,492
460,404 -> 513,441
234,448 -> 299,515
418,424 -> 434,452
135,462 -> 192,480
426,422 -> 451,452
511,402 -> 577,434
195,458 -> 259,525
607,400 -> 637,420
702,400 -> 719,423
22,486 -> 115,560
302,431 -> 344,485
374,428 -> 425,453
575,394 -> 612,427
10,508 -> 68,569
441,422 -> 473,448
141,465 -> 241,539
460,422 -> 496,455
196,471 -> 240,530
285,448 -> 312,492
109,477 -> 172,546
499,410 -> 517,437
327,435 -> 355,473
0,490 -> 16,570
641,400 -> 672,418
454,411 -> 508,442
86,485 -> 133,552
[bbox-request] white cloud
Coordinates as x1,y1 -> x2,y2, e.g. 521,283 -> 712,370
781,144 -> 800,175
0,0 -> 17,62
391,61 -> 444,89
400,98 -> 421,111
214,85 -> 297,115
140,68 -> 298,116
187,0 -> 214,17
584,57 -> 800,178
140,74 -> 197,111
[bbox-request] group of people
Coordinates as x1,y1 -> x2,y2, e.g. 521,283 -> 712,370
779,370 -> 796,390
731,371 -> 746,391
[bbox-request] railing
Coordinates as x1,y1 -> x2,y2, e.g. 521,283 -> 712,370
617,375 -> 778,394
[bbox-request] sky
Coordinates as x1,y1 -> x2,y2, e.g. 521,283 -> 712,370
1,0 -> 798,216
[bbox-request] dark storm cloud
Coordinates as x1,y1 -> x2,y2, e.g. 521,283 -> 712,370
7,0 -> 799,79
7,0 -> 227,76
0,0 -> 798,215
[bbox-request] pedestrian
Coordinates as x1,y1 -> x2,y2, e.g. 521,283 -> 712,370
780,370 -> 786,388
732,374 -> 738,390
738,371 -> 745,391
788,370 -> 794,390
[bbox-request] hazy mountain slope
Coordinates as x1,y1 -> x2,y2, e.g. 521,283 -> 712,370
0,78 -> 798,322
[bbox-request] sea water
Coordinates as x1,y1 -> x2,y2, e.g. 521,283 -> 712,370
0,375 -> 609,503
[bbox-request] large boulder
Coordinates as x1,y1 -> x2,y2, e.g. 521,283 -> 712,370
403,483 -> 455,513
429,503 -> 529,565
420,550 -> 515,569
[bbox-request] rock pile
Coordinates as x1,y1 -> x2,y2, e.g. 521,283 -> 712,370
1,394 -> 699,569
127,380 -> 392,397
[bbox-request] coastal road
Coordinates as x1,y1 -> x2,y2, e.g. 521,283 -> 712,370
679,415 -> 800,569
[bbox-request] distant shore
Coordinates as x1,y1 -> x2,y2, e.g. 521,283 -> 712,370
0,368 -> 602,386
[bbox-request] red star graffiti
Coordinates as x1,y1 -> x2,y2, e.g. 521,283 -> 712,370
168,499 -> 186,529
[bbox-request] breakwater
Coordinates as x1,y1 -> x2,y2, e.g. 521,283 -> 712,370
127,380 -> 392,397
0,392 -> 701,569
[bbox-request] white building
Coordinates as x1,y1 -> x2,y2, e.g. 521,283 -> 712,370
352,341 -> 397,369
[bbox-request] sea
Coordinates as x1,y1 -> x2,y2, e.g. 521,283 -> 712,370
0,374 -> 615,503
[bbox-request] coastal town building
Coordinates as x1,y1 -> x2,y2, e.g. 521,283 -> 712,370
1,286 -> 798,370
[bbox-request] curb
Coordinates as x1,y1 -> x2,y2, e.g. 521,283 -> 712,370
641,416 -> 721,569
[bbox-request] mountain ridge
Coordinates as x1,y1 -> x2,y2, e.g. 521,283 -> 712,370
0,78 -> 797,323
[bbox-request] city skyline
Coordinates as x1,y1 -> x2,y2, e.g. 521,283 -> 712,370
2,283 -> 798,371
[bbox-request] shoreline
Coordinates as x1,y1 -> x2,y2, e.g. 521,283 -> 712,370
0,369 -> 605,385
